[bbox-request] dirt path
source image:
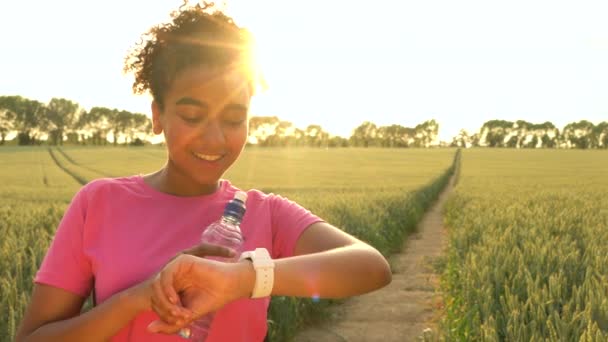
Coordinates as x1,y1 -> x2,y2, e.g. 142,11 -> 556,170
293,174 -> 456,342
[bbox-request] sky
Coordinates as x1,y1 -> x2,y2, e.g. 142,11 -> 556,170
1,0 -> 607,141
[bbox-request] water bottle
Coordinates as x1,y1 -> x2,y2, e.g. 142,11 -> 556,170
178,191 -> 247,341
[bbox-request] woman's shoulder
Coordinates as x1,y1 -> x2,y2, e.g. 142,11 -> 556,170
79,175 -> 142,198
224,182 -> 296,210
224,182 -> 277,204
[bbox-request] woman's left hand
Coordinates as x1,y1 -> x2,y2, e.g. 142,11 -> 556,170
146,254 -> 253,334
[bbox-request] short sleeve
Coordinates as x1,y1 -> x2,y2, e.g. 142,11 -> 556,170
269,194 -> 324,259
34,186 -> 93,297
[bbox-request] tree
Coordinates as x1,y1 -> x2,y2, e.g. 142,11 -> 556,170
109,110 -> 133,145
7,96 -> 46,145
248,116 -> 280,145
562,120 -> 595,149
535,121 -> 559,148
505,135 -> 518,148
45,98 -> 80,145
479,120 -> 513,147
592,121 -> 608,149
303,124 -> 329,147
541,133 -> 557,148
291,127 -> 306,147
129,113 -> 152,145
264,120 -> 294,147
0,107 -> 15,145
328,136 -> 349,147
350,121 -> 378,147
451,129 -> 473,148
377,124 -> 416,147
524,135 -> 539,149
414,120 -> 439,147
476,120 -> 559,148
85,107 -> 115,145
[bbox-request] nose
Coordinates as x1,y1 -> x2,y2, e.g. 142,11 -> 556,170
200,119 -> 225,148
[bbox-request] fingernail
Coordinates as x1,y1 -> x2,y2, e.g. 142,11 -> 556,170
147,321 -> 159,333
169,296 -> 176,304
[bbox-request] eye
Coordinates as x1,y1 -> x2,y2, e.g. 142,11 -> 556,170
183,117 -> 201,124
178,112 -> 202,124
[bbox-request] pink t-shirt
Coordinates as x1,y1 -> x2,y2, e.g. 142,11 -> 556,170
35,175 -> 323,341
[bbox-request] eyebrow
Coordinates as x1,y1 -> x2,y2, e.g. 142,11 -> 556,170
175,97 -> 208,108
175,97 -> 248,112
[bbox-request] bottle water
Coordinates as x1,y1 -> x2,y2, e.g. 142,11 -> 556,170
178,191 -> 247,341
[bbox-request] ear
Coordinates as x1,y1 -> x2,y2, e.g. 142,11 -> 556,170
151,101 -> 164,135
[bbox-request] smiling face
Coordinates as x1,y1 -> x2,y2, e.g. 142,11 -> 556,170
152,65 -> 252,194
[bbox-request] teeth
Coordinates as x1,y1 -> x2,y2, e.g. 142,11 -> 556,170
193,152 -> 222,161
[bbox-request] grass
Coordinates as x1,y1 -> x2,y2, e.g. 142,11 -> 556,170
441,149 -> 608,340
0,146 -> 456,341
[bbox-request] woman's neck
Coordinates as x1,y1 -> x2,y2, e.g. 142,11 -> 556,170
144,166 -> 220,197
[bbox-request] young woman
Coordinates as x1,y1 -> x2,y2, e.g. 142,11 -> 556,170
16,3 -> 391,341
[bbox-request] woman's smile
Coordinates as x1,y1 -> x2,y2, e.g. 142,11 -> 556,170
192,152 -> 224,162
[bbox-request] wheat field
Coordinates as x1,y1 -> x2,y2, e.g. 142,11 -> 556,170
442,149 -> 608,341
0,146 -> 456,341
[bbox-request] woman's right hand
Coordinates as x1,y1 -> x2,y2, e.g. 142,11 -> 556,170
145,254 -> 254,334
136,243 -> 237,326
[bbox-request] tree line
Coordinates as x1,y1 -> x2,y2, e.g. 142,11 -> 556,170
452,120 -> 608,149
1,95 -> 606,148
248,117 -> 439,148
0,96 -> 151,146
0,95 -> 439,148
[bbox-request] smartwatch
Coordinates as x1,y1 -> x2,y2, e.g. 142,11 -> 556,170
238,248 -> 275,298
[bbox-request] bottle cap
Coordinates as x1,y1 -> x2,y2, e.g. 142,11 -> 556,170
234,191 -> 248,203
223,191 -> 247,220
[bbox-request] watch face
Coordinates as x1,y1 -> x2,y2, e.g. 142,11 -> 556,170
254,247 -> 271,258
240,248 -> 273,267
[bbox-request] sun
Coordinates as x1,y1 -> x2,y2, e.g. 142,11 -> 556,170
222,2 -> 276,91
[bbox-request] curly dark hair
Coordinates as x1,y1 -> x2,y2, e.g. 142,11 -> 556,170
123,1 -> 260,109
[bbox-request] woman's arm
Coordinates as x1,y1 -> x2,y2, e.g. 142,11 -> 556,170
148,222 -> 392,333
14,283 -> 149,342
16,243 -> 232,341
271,221 -> 392,298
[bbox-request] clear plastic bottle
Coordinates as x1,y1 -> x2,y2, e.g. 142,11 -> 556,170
178,191 -> 247,341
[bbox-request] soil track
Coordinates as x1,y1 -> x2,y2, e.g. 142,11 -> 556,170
293,173 -> 456,342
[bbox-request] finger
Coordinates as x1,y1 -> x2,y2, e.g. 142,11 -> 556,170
160,258 -> 195,320
158,261 -> 180,308
150,301 -> 180,325
150,293 -> 188,325
148,319 -> 183,334
159,261 -> 193,319
184,243 -> 236,258
152,280 -> 186,321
